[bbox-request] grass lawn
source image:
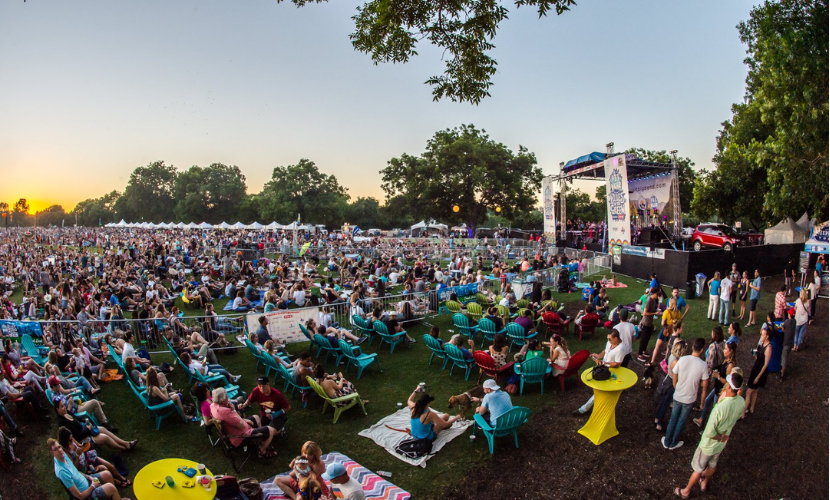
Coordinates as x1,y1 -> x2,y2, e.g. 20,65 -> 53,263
22,269 -> 781,499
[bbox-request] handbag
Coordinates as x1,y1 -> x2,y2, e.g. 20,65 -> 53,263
239,478 -> 263,500
588,364 -> 611,381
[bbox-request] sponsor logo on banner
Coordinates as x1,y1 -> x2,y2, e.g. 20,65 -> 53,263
612,244 -> 622,265
621,245 -> 665,259
605,155 -> 631,246
542,177 -> 556,239
0,320 -> 43,342
438,283 -> 481,302
246,308 -> 320,344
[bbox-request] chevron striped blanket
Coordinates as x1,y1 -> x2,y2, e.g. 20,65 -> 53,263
262,452 -> 410,500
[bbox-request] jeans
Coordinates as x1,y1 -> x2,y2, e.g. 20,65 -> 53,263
70,375 -> 94,395
665,400 -> 693,447
708,295 -> 719,319
699,387 -> 718,424
719,299 -> 730,324
654,386 -> 675,424
0,401 -> 18,431
794,323 -> 808,347
208,365 -> 234,383
578,395 -> 594,414
638,326 -> 654,355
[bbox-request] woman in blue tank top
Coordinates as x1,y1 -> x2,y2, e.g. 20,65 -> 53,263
407,387 -> 459,440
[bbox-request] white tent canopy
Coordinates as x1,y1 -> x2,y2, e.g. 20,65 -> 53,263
764,217 -> 810,245
216,222 -> 231,229
231,221 -> 246,229
187,222 -> 199,229
198,222 -> 212,229
246,221 -> 264,230
116,219 -> 127,227
795,212 -> 816,234
265,222 -> 283,230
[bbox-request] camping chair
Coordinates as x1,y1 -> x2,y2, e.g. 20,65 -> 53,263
551,349 -> 590,391
371,321 -> 408,353
337,340 -> 380,379
542,311 -> 570,337
473,350 -> 514,384
505,322 -> 537,352
452,313 -> 479,340
313,334 -> 344,365
306,376 -> 367,424
422,334 -> 449,369
473,406 -> 531,454
208,418 -> 261,473
514,356 -> 551,395
575,316 -> 600,341
444,344 -> 475,381
477,318 -> 506,345
465,302 -> 483,322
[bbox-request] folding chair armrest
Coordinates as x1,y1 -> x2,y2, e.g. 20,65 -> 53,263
328,392 -> 360,404
473,413 -> 493,431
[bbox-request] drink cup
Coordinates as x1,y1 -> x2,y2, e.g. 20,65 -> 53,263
197,464 -> 206,475
165,476 -> 175,487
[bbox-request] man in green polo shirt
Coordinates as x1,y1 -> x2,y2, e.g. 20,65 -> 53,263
674,373 -> 745,499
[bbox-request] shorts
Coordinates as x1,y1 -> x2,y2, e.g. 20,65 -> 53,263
90,486 -> 109,500
750,299 -> 758,312
691,447 -> 721,473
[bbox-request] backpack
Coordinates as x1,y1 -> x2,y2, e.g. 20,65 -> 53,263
395,437 -> 435,459
215,475 -> 244,500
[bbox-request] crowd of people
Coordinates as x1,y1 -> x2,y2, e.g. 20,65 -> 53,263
0,225 -> 824,499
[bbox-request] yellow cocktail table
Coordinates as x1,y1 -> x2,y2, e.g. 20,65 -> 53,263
133,458 -> 216,500
578,366 -> 637,445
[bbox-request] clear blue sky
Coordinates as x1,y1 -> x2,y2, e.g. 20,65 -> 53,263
0,0 -> 754,213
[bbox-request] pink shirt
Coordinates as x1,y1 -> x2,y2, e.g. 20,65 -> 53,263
210,402 -> 251,446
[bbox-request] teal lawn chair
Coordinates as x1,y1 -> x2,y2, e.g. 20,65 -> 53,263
243,338 -> 266,371
277,364 -> 310,407
422,334 -> 448,369
306,376 -> 367,424
313,334 -> 344,365
466,302 -> 483,322
46,389 -> 96,425
514,356 -> 551,395
443,344 -> 475,381
372,321 -> 407,353
21,334 -> 48,365
127,379 -> 185,430
299,324 -> 316,352
452,314 -> 479,340
477,318 -> 505,345
337,340 -> 380,379
505,322 -> 536,352
473,406 -> 531,454
351,315 -> 375,340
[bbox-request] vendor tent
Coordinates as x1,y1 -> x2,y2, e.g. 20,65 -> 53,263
764,217 -> 810,245
187,222 -> 199,229
216,222 -> 231,230
198,222 -> 212,229
265,222 -> 283,230
116,219 -> 127,227
231,222 -> 246,230
796,212 -> 816,234
247,221 -> 264,230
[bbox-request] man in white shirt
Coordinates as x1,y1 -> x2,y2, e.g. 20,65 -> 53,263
718,276 -> 732,326
322,463 -> 365,500
612,309 -> 636,367
575,330 -> 626,415
663,337 -> 709,450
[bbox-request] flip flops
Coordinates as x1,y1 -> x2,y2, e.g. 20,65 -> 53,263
673,487 -> 689,499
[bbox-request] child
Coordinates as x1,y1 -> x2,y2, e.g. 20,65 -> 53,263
274,456 -> 312,499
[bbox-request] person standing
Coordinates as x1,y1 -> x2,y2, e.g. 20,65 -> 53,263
793,289 -> 810,351
575,330 -> 626,415
737,271 -> 750,321
773,285 -> 787,320
662,337 -> 708,450
744,327 -> 772,418
707,272 -> 721,321
729,263 -> 740,316
637,288 -> 659,362
780,308 -> 796,380
807,270 -> 819,324
784,258 -> 795,296
718,275 -> 732,326
746,269 -> 762,327
674,373 -> 745,499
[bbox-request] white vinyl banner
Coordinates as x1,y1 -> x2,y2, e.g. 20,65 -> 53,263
246,307 -> 320,344
629,174 -> 673,221
542,177 -> 556,241
605,154 -> 631,246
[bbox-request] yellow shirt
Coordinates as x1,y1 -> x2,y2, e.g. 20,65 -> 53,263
662,309 -> 681,326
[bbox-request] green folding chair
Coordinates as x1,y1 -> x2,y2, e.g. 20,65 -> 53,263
473,406 -> 531,454
514,356 -> 551,395
306,376 -> 367,424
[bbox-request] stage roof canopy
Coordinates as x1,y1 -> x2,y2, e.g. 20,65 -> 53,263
558,153 -> 673,181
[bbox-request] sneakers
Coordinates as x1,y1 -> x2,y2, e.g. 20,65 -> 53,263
670,441 -> 684,450
661,436 -> 668,449
572,409 -> 586,417
357,336 -> 367,345
693,418 -> 703,428
232,375 -> 242,384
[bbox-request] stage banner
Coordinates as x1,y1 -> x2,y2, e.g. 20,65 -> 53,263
245,307 -> 320,345
542,177 -> 556,241
628,173 -> 674,222
604,154 -> 631,246
0,320 -> 43,343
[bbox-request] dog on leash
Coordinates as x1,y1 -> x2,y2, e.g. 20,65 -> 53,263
447,385 -> 485,420
642,363 -> 655,388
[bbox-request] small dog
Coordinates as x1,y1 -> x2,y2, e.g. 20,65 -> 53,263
447,385 -> 485,420
642,363 -> 655,389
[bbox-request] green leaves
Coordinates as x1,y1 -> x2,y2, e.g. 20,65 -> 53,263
380,124 -> 543,232
259,159 -> 350,228
349,0 -> 576,103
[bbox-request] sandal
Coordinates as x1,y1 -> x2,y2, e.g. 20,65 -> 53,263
673,487 -> 689,499
257,448 -> 278,459
117,478 -> 132,488
698,478 -> 707,492
128,440 -> 138,450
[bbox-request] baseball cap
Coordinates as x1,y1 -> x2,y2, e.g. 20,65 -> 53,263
787,308 -> 795,316
483,379 -> 500,391
726,374 -> 741,391
619,309 -> 629,320
321,463 -> 347,481
257,376 -> 269,385
48,376 -> 62,387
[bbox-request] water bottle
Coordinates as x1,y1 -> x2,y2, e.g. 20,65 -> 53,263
376,471 -> 392,478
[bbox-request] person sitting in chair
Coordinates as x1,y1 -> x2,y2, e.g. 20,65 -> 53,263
210,387 -> 277,459
471,379 -> 513,426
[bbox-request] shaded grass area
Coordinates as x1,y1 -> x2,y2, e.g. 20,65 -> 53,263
12,271 -> 785,499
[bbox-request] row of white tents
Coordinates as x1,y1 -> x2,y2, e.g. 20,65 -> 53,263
104,220 -> 317,231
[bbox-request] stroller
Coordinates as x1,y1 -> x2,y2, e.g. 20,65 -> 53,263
557,267 -> 572,293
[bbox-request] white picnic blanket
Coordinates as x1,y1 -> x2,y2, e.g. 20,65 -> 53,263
358,408 -> 473,467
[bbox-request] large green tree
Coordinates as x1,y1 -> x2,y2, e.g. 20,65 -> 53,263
259,159 -> 350,228
380,124 -> 543,235
699,0 -> 828,223
174,163 -> 248,223
115,161 -> 179,222
35,205 -> 67,227
346,197 -> 382,229
625,148 -> 697,213
71,190 -> 120,227
278,0 -> 577,103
